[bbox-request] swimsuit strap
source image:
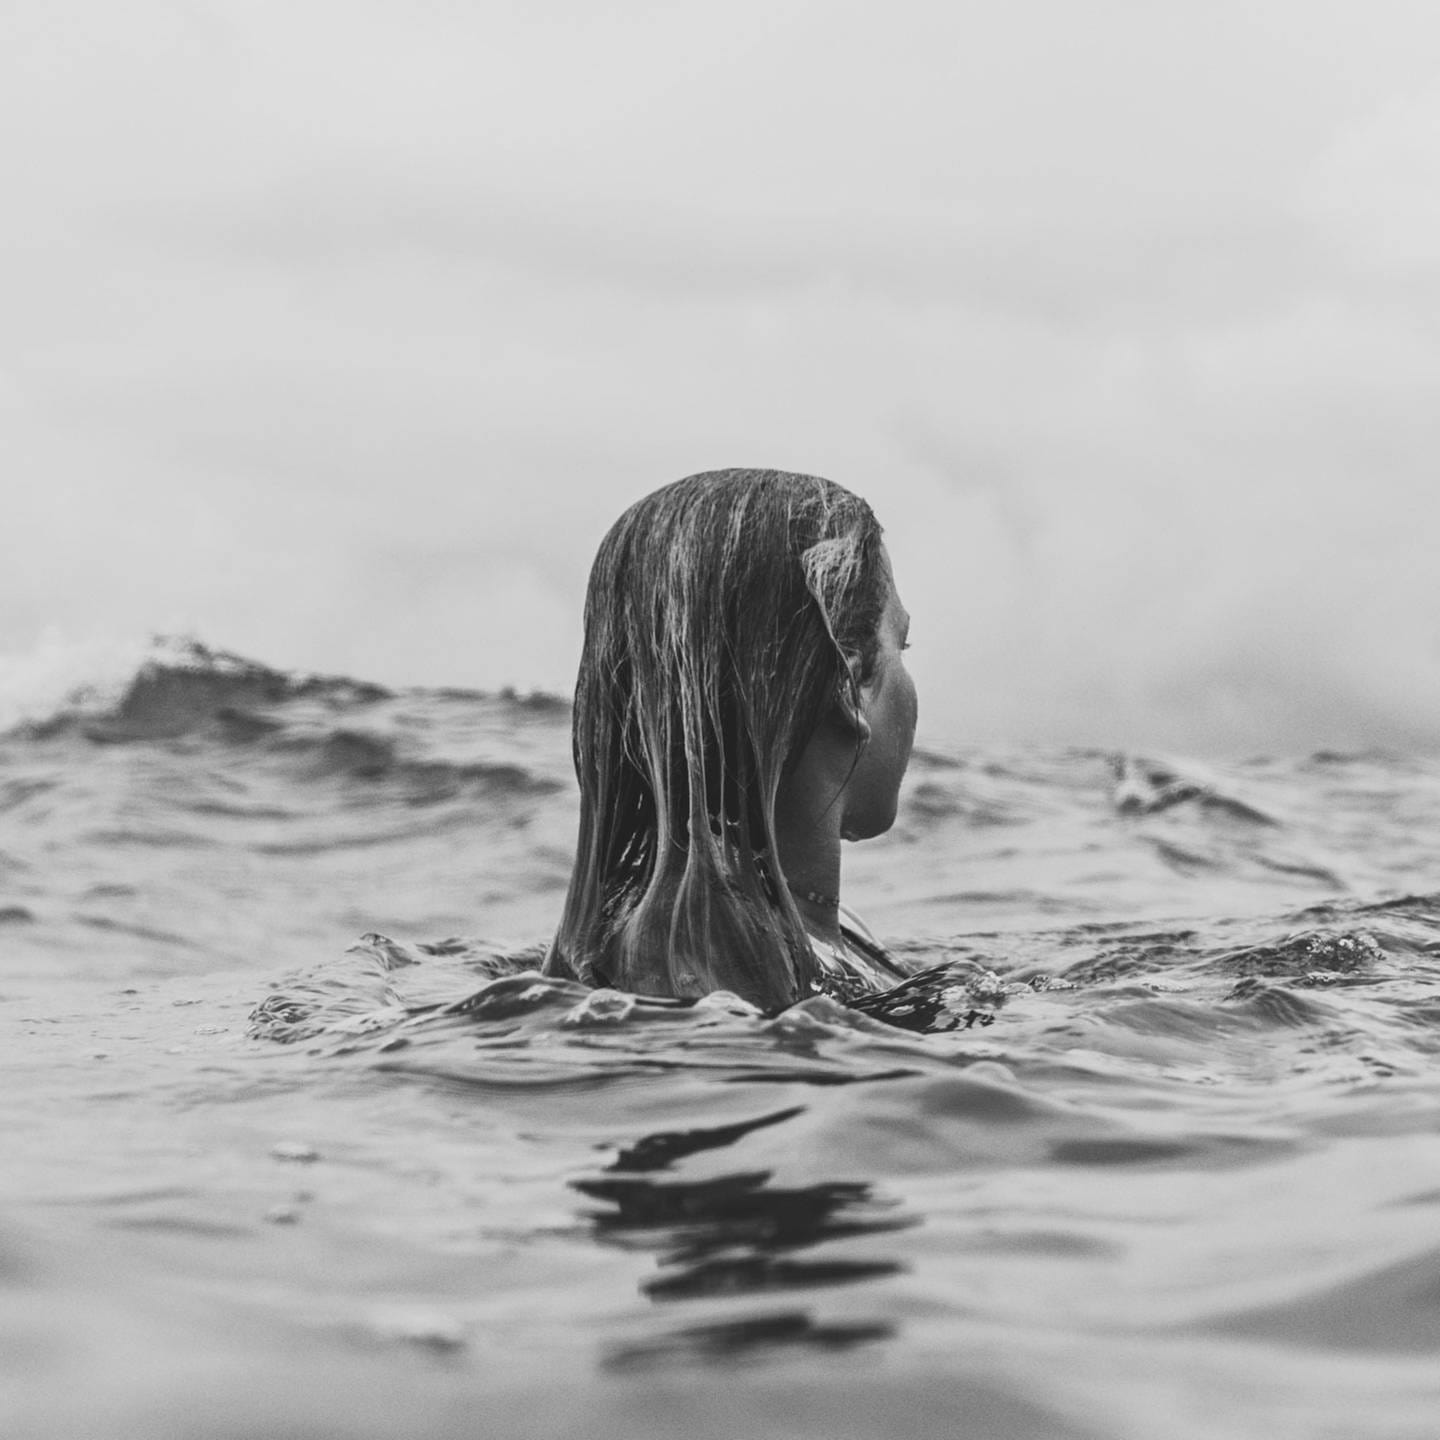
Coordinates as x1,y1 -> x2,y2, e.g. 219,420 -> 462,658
836,904 -> 907,982
804,905 -> 906,999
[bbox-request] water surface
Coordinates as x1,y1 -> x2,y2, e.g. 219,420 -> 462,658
5,644 -> 1440,1439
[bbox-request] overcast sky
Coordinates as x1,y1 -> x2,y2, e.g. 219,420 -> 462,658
6,0 -> 1440,751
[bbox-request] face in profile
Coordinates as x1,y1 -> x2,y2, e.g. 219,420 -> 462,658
840,555 -> 917,842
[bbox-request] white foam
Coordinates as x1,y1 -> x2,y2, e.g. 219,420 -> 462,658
0,629 -> 150,733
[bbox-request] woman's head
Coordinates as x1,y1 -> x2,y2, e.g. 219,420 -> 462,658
548,468 -> 907,1009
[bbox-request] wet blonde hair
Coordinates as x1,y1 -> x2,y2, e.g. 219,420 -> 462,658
544,469 -> 886,1010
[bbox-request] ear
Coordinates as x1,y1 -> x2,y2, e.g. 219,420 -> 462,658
832,665 -> 872,744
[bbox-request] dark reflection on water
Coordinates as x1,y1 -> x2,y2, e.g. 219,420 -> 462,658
575,1170 -> 912,1267
606,1105 -> 804,1172
605,1310 -> 895,1371
573,1107 -> 913,1370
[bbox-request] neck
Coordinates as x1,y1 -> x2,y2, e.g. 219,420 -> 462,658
787,880 -> 839,909
786,885 -> 842,944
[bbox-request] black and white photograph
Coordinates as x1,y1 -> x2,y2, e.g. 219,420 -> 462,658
5,3 -> 1440,1436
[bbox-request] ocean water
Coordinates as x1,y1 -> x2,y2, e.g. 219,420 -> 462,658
5,642 -> 1440,1440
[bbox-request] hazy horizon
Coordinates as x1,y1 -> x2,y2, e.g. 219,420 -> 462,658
8,0 -> 1440,753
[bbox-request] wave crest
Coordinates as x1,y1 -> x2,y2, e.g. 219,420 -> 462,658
6,636 -> 572,802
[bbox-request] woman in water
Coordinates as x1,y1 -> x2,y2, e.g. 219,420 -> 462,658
544,468 -> 916,1013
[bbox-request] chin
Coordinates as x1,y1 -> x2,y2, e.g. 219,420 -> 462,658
841,800 -> 899,843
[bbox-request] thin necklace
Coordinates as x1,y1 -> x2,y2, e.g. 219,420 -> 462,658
787,882 -> 840,910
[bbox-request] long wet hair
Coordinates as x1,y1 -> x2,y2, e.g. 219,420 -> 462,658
544,469 -> 888,1010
